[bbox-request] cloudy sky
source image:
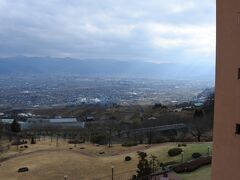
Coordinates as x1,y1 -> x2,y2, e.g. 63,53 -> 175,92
0,0 -> 215,64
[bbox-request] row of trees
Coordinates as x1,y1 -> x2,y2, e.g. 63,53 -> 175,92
0,92 -> 214,148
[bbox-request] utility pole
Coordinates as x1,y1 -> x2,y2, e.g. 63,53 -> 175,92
56,134 -> 59,147
207,146 -> 210,156
111,166 -> 114,180
181,151 -> 184,163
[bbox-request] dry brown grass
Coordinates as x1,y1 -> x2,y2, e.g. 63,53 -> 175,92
0,139 -> 150,180
0,140 -> 211,180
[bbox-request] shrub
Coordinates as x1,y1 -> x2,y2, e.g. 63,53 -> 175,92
125,156 -> 132,161
192,152 -> 202,159
168,148 -> 183,157
99,151 -> 105,154
122,141 -> 138,147
18,167 -> 29,173
174,156 -> 211,173
24,145 -> 28,148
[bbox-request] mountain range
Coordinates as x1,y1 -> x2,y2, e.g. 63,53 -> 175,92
0,56 -> 215,81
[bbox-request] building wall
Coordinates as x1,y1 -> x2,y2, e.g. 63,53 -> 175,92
212,0 -> 240,179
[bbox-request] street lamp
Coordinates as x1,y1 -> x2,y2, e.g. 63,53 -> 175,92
181,151 -> 184,163
207,146 -> 210,156
111,166 -> 114,180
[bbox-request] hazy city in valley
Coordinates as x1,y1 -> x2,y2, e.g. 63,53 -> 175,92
0,0 -> 215,180
0,75 -> 213,108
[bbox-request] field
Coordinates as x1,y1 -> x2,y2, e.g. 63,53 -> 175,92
0,139 -> 212,180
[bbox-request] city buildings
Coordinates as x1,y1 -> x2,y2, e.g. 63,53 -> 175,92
0,117 -> 85,131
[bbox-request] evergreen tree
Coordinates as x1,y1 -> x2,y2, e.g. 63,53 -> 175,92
193,109 -> 204,118
11,119 -> 20,133
136,151 -> 151,179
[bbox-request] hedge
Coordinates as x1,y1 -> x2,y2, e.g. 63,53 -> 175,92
174,156 -> 212,173
192,152 -> 202,159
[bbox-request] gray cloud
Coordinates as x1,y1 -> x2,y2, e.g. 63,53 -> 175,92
0,0 -> 215,63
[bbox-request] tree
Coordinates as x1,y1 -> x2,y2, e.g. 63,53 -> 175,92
193,109 -> 204,119
146,128 -> 153,144
149,154 -> 158,173
191,109 -> 208,142
105,116 -> 117,147
11,119 -> 20,133
0,121 -> 3,139
203,93 -> 215,114
31,137 -> 36,144
11,119 -> 21,150
0,122 -> 3,151
136,151 -> 151,179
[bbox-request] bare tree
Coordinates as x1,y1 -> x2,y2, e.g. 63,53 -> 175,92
191,109 -> 210,142
105,116 -> 117,147
0,121 -> 3,140
0,122 -> 3,152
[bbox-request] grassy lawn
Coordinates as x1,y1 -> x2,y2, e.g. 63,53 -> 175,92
0,141 -> 212,180
146,142 -> 212,163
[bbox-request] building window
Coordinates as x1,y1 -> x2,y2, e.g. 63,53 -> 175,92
237,12 -> 240,24
238,68 -> 240,79
236,124 -> 240,134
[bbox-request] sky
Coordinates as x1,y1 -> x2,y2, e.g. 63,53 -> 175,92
0,0 -> 216,65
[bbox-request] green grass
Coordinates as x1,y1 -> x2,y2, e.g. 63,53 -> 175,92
144,142 -> 212,180
179,143 -> 212,162
146,142 -> 212,164
151,142 -> 212,180
178,165 -> 211,180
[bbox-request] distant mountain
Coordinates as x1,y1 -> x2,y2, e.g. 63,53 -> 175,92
0,56 -> 215,81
